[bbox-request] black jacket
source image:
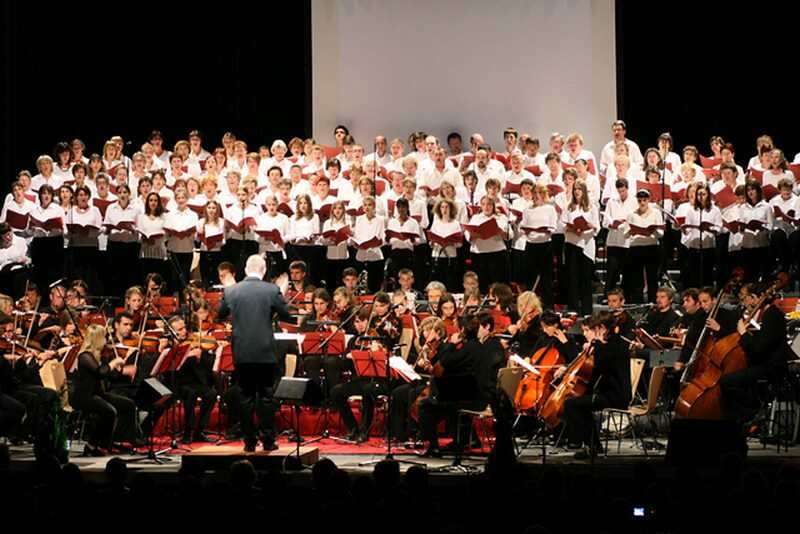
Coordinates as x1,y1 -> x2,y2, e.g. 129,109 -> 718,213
593,336 -> 632,409
740,305 -> 788,367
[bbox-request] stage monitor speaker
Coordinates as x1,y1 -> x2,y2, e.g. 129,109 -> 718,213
136,377 -> 172,409
274,377 -> 322,405
666,419 -> 746,466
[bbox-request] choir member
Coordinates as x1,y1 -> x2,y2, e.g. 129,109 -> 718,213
562,179 -> 599,315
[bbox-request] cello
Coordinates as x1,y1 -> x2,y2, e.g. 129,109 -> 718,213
675,273 -> 789,419
538,340 -> 596,429
513,341 -> 565,414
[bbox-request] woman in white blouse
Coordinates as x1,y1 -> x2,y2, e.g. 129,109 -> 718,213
769,179 -> 800,275
386,197 -> 421,279
255,196 -> 291,280
562,179 -> 599,315
351,196 -> 385,293
740,180 -> 773,282
683,183 -> 720,288
136,192 -> 168,283
626,190 -> 664,303
1,180 -> 36,235
509,179 -> 534,288
320,200 -> 350,288
520,184 -> 558,308
164,188 -> 198,292
104,184 -> 140,295
288,194 -> 322,285
429,197 -> 462,291
67,185 -> 103,289
28,184 -> 66,293
466,196 -> 509,292
223,187 -> 260,280
197,200 -> 226,289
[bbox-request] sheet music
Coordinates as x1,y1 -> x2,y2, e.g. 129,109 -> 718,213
389,356 -> 421,382
509,354 -> 541,375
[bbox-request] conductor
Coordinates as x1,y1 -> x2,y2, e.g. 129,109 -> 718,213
218,255 -> 291,452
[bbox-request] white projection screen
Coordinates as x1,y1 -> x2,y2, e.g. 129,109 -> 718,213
312,0 -> 616,156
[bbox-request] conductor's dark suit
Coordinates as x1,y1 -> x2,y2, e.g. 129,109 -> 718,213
218,276 -> 291,448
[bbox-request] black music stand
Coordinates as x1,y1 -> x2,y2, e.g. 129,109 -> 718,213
356,339 -> 425,467
274,376 -> 319,471
429,374 -> 483,473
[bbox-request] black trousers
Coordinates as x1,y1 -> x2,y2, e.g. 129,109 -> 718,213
419,396 -> 483,449
303,354 -> 351,397
562,392 -> 610,447
30,236 -> 65,299
715,233 -> 731,289
140,257 -> 168,286
330,378 -> 387,434
225,239 -> 259,281
69,246 -> 99,290
266,251 -> 289,281
524,241 -> 554,307
390,381 -> 427,441
168,251 -> 193,294
389,248 -> 414,278
719,364 -> 775,422
235,362 -> 278,446
0,393 -> 26,438
430,255 -> 461,292
628,245 -> 660,304
71,392 -> 137,449
687,248 -> 715,288
605,245 -> 629,296
288,244 -> 324,286
200,250 -> 224,289
471,250 -> 507,293
413,243 -> 432,289
552,233 -> 567,305
742,246 -> 771,282
771,230 -> 800,271
565,243 -> 594,316
12,385 -> 58,442
107,241 -> 141,296
324,258 -> 349,290
177,383 -> 216,438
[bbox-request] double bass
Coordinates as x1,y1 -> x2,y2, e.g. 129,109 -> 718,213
675,273 -> 789,419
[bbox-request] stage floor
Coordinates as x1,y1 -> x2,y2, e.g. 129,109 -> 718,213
6,434 -> 800,483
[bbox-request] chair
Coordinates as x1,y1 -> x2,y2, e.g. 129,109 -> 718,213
600,360 -> 665,456
457,405 -> 494,453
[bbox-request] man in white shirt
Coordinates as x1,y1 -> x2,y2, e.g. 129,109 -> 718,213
0,222 -> 30,296
600,120 -> 643,175
446,132 -> 463,157
365,135 -> 391,167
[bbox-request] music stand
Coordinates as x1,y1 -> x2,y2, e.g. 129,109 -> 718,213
300,331 -> 353,445
356,340 -> 425,467
274,377 -> 319,471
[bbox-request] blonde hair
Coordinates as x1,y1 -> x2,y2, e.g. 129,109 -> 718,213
419,316 -> 446,339
569,179 -> 590,212
79,324 -> 108,362
516,291 -> 542,317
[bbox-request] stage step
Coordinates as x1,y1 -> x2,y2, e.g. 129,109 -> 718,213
182,445 -> 319,471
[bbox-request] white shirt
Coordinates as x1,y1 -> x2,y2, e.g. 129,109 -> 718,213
769,194 -> 800,235
289,179 -> 312,200
603,195 -> 637,248
0,234 -> 30,270
600,139 -> 643,174
321,218 -> 350,260
67,206 -> 103,248
602,169 -> 643,202
520,204 -> 558,246
197,219 -> 226,252
626,208 -> 664,247
428,218 -> 462,258
136,214 -> 167,260
1,197 -> 36,232
223,203 -> 261,241
353,214 -> 385,262
466,213 -> 509,254
28,203 -> 66,239
684,206 -> 721,249
562,206 -> 599,261
254,212 -> 290,254
561,149 -> 598,173
103,203 -> 140,243
30,174 -> 64,193
164,207 -> 199,253
740,201 -> 772,249
288,214 -> 321,246
386,217 -> 421,251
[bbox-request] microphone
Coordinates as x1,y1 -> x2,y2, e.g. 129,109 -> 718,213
49,277 -> 67,289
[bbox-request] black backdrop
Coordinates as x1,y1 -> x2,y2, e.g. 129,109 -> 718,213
0,0 -> 311,185
616,0 -> 800,161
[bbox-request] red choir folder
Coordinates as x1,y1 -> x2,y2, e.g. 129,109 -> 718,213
322,145 -> 342,160
346,206 -> 365,217
139,230 -> 164,243
187,203 -> 206,215
508,208 -> 523,220
503,182 -> 523,195
255,228 -> 285,246
386,229 -> 418,242
421,185 -> 442,197
321,226 -> 351,245
66,223 -> 99,235
386,199 -> 396,215
636,181 -> 671,204
466,204 -> 482,217
355,235 -> 382,250
665,162 -> 673,172
379,167 -> 392,181
164,227 -> 196,239
30,216 -> 63,232
609,219 -> 625,230
628,223 -> 664,237
375,179 -> 387,196
5,210 -> 30,229
788,163 -> 800,181
565,215 -> 591,234
722,220 -> 742,233
493,153 -> 511,170
277,202 -> 294,217
449,153 -> 475,168
671,188 -> 689,205
103,220 -> 135,232
525,165 -> 543,176
712,185 -> 737,209
745,219 -> 766,231
682,221 -> 717,233
199,232 -> 224,249
224,216 -> 256,234
561,159 -> 597,175
92,197 -> 116,217
521,226 -> 552,235
702,168 -> 720,180
748,168 -> 764,181
762,185 -> 779,201
774,206 -> 798,222
699,155 -> 722,169
546,183 -> 564,197
24,192 -> 36,203
426,230 -> 463,247
302,169 -> 323,180
463,217 -> 503,240
316,203 -> 332,220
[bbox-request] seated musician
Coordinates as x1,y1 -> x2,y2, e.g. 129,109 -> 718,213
123,286 -> 146,330
217,261 -> 237,287
398,268 -> 423,307
70,324 -> 139,456
721,282 -> 789,424
606,288 -> 634,339
0,222 -> 31,298
164,315 -> 217,444
420,312 -> 504,457
300,288 -> 349,392
537,311 -> 579,364
436,293 -> 461,339
507,291 -> 543,357
638,286 -> 681,344
424,281 -> 446,314
674,287 -> 738,373
330,308 -> 385,443
331,286 -> 359,335
561,311 -> 632,459
286,260 -> 311,302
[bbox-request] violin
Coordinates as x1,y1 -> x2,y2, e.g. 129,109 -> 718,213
410,336 -> 445,421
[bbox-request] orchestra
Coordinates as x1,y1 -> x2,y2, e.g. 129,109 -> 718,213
0,125 -> 798,461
